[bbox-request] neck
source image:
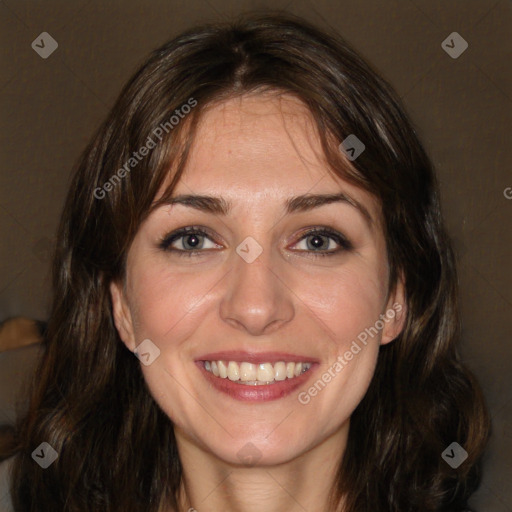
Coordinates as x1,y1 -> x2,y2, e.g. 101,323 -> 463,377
170,426 -> 348,512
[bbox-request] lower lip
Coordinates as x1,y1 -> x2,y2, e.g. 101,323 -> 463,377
196,362 -> 317,402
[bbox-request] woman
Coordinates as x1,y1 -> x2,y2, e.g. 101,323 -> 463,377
4,12 -> 489,512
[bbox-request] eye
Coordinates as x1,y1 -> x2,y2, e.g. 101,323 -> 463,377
159,226 -> 221,256
291,227 -> 352,257
159,226 -> 352,258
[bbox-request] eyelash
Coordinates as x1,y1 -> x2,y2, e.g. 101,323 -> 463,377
158,226 -> 353,258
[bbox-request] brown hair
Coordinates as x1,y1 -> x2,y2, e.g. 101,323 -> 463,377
6,12 -> 489,511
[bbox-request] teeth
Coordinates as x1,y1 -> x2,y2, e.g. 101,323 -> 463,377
257,363 -> 274,382
274,362 -> 287,381
218,360 -> 228,379
240,362 -> 257,381
203,360 -> 312,384
227,361 -> 240,381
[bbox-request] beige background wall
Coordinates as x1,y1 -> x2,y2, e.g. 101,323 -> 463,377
0,0 -> 510,509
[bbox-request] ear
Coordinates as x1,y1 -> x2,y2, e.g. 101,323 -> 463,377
380,276 -> 407,345
110,280 -> 136,351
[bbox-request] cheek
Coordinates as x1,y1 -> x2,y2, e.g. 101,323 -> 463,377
292,263 -> 386,432
124,264 -> 220,428
125,262 -> 219,345
297,259 -> 388,351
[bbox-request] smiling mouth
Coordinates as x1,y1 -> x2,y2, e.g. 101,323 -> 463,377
202,360 -> 313,385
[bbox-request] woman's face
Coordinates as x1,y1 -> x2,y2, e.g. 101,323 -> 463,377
111,93 -> 405,467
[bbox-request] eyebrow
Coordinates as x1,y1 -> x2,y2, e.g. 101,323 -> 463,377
158,192 -> 373,227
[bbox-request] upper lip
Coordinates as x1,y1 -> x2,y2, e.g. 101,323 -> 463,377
195,351 -> 319,364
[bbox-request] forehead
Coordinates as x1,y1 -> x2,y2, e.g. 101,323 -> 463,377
199,92 -> 316,137
160,93 -> 381,224
185,93 -> 324,185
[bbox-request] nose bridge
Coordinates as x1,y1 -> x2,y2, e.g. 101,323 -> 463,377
219,238 -> 294,335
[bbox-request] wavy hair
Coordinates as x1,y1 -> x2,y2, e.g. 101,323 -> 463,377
6,12 -> 489,512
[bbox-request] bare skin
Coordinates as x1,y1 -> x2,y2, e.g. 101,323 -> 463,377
110,92 -> 405,512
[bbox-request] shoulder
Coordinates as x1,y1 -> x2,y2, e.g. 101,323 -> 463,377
0,455 -> 15,512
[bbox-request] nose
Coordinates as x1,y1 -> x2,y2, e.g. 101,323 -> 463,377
219,247 -> 295,336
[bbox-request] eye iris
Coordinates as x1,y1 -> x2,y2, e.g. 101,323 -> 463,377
183,234 -> 202,250
307,235 -> 327,250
